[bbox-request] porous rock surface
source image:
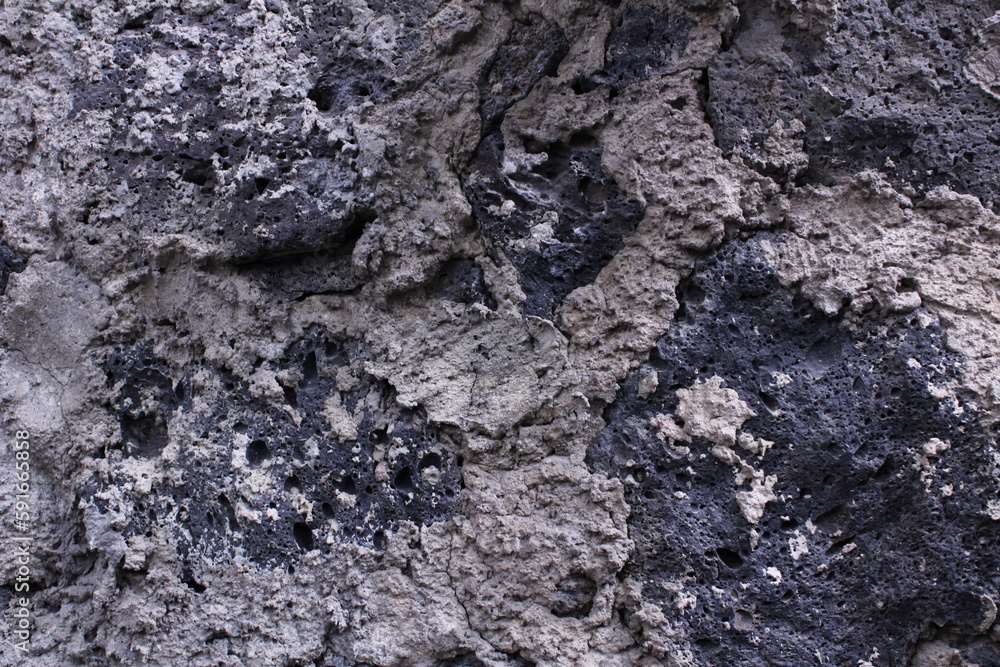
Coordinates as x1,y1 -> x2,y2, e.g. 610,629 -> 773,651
1,0 -> 1000,664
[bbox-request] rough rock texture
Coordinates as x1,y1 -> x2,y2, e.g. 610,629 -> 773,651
589,237 -> 1000,665
1,0 -> 1000,665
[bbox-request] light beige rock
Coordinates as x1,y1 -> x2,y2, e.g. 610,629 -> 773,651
771,171 -> 1000,420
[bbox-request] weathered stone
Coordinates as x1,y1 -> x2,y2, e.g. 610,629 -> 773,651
3,0 -> 1000,664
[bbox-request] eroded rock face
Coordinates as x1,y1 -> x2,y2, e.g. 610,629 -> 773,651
588,237 -> 1000,666
2,0 -> 1000,665
709,0 -> 1000,207
101,333 -> 464,569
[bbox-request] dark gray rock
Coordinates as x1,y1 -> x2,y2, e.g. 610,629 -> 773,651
465,133 -> 644,319
602,4 -> 695,89
708,0 -> 1000,209
307,53 -> 396,116
479,15 -> 569,134
98,330 -> 463,575
0,240 -> 26,295
588,236 -> 1000,665
70,3 -> 386,269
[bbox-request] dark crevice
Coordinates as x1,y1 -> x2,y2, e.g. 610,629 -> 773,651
0,240 -> 27,295
478,14 -> 570,137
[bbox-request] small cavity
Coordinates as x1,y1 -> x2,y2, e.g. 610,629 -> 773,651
716,547 -> 744,569
394,467 -> 415,493
246,440 -> 270,467
293,522 -> 314,551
